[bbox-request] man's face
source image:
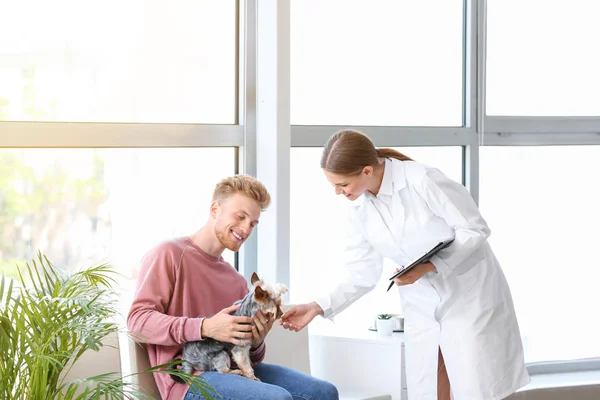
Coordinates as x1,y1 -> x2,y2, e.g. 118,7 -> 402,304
213,193 -> 261,252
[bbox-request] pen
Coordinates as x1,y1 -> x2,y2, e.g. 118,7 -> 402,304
386,281 -> 395,292
387,265 -> 404,292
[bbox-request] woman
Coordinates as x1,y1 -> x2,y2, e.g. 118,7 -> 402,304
281,130 -> 530,400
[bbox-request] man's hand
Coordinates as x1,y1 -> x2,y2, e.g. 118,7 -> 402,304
279,302 -> 323,332
201,304 -> 253,346
250,310 -> 274,349
392,262 -> 436,286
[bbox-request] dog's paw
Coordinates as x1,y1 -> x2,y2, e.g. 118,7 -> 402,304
248,375 -> 260,381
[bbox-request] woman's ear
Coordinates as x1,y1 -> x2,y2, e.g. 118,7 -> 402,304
363,166 -> 374,176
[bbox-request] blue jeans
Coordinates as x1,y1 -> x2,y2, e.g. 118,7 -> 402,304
184,363 -> 339,400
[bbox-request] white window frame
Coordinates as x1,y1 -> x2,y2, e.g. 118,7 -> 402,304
2,0 -> 598,375
249,0 -> 600,375
480,0 -> 600,143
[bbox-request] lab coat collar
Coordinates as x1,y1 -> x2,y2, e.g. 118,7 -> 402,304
389,158 -> 408,194
377,158 -> 394,196
349,158 -> 408,207
350,158 -> 409,254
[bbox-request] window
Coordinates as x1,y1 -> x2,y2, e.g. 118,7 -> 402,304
0,0 -> 237,123
0,148 -> 237,280
479,146 -> 600,363
290,146 -> 463,330
290,0 -> 464,126
486,0 -> 600,116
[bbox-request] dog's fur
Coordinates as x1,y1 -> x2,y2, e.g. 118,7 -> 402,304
171,272 -> 287,382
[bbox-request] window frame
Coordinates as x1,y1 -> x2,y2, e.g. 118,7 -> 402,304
2,0 -> 599,374
0,1 -> 246,270
481,0 -> 600,138
263,0 -> 600,374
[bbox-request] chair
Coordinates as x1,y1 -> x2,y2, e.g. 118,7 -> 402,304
125,336 -> 162,399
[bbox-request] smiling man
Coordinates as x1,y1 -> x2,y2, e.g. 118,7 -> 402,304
127,175 -> 338,400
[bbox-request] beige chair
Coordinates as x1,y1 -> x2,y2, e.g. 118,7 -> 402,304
127,338 -> 162,399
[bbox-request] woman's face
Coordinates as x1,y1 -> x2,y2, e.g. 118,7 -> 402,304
323,167 -> 373,201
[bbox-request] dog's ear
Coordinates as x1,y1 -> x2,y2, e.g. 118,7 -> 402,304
251,272 -> 260,285
275,306 -> 284,320
254,285 -> 268,302
274,283 -> 288,296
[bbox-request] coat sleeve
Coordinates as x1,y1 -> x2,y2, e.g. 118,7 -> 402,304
415,168 -> 491,279
127,244 -> 203,346
314,206 -> 383,319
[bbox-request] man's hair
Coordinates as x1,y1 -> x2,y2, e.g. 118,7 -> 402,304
212,175 -> 271,211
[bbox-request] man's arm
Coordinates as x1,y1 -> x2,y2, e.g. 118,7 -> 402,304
250,342 -> 266,364
127,244 -> 203,346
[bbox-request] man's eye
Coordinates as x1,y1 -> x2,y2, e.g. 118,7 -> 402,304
237,215 -> 244,220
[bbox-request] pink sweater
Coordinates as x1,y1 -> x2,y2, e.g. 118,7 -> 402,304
127,237 -> 266,400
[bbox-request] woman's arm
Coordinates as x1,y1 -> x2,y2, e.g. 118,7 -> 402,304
415,168 -> 491,278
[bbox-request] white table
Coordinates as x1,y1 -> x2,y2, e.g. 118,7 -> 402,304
308,322 -> 407,400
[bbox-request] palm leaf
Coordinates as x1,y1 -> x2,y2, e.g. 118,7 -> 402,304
0,254 -> 218,400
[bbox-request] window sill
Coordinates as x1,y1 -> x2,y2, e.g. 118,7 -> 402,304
520,370 -> 600,392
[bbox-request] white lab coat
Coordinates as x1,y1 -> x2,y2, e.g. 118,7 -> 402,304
315,158 -> 530,400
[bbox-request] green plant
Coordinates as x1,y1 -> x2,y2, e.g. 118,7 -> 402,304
0,253 -> 218,399
377,314 -> 392,320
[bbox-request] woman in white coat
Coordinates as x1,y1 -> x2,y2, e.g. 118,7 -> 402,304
281,130 -> 530,400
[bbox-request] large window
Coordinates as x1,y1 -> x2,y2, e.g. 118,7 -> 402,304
486,0 -> 600,116
0,148 -> 237,280
290,0 -> 464,126
479,146 -> 600,363
0,0 -> 237,123
290,146 -> 463,330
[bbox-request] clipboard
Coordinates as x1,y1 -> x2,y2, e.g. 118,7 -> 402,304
386,237 -> 455,291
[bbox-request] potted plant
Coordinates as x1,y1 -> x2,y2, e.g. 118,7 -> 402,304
375,314 -> 394,336
0,253 -> 218,399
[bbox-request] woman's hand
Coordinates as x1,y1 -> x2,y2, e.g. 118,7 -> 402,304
392,262 -> 436,286
279,302 -> 324,332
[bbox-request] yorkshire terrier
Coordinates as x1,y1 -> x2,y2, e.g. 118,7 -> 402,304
171,272 -> 287,382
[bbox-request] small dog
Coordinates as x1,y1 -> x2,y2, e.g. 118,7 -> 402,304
171,272 -> 287,382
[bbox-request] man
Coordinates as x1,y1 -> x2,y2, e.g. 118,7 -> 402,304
127,175 -> 338,400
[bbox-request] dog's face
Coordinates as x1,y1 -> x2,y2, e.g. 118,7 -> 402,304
251,272 -> 287,319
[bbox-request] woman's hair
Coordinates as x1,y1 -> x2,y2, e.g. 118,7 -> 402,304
320,129 -> 413,175
212,174 -> 271,211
